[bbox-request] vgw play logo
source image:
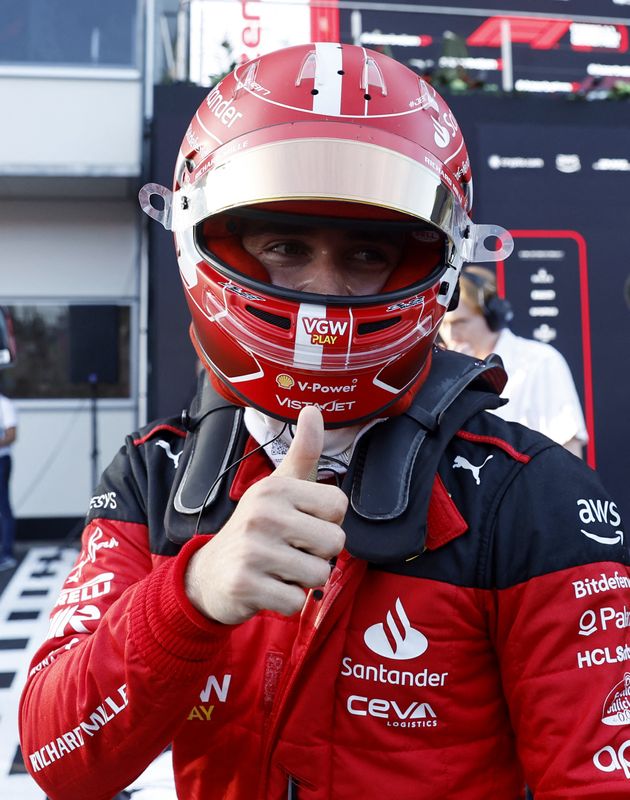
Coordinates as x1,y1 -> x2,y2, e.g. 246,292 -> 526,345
302,317 -> 348,345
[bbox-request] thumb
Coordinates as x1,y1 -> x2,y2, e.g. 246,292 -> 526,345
275,405 -> 324,481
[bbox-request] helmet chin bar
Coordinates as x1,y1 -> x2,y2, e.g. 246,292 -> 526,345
193,329 -> 433,430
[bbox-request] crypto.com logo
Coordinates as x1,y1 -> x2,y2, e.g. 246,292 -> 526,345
364,598 -> 428,660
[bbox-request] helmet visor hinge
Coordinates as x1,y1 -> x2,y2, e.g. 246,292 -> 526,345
139,183 -> 174,230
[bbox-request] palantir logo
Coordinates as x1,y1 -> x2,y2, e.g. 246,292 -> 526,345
364,598 -> 428,660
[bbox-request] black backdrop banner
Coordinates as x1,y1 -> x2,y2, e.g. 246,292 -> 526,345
148,85 -> 630,516
461,93 -> 630,511
339,2 -> 630,90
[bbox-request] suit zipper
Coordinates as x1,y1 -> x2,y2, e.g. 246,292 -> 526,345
261,556 -> 367,797
287,775 -> 299,799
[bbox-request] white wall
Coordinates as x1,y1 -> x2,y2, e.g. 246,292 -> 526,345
0,72 -> 142,176
0,199 -> 139,298
11,402 -> 135,519
0,198 -> 140,518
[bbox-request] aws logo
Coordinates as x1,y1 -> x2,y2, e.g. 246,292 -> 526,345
577,498 -> 624,546
302,317 -> 348,345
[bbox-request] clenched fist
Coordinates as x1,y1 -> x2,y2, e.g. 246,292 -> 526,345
184,406 -> 347,625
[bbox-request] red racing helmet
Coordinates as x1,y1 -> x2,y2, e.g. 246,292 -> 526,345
140,42 -> 512,428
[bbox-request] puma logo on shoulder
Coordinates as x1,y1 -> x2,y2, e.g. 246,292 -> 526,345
155,439 -> 182,469
453,454 -> 493,485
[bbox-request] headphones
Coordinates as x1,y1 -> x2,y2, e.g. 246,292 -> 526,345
461,268 -> 514,332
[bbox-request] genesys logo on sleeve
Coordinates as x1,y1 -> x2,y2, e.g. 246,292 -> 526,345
577,498 -> 624,546
89,491 -> 117,511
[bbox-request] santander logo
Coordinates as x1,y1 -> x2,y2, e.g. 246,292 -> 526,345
364,598 -> 428,661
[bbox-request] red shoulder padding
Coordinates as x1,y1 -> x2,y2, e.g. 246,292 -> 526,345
133,424 -> 187,447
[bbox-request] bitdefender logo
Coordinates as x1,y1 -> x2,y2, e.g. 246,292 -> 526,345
364,598 -> 428,660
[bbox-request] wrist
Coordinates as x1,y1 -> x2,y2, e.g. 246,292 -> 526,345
184,548 -> 207,616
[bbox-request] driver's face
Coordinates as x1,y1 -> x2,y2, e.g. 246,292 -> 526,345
240,222 -> 405,296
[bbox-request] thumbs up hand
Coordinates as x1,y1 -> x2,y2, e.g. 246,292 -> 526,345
274,404 -> 324,481
185,406 -> 348,625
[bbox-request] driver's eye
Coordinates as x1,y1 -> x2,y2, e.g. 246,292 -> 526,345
351,247 -> 388,264
269,241 -> 307,256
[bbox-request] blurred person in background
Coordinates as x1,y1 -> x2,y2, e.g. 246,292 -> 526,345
440,265 -> 588,457
0,391 -> 17,570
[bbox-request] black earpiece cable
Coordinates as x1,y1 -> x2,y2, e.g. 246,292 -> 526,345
194,422 -> 289,536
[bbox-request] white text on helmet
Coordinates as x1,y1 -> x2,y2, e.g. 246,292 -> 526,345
206,88 -> 244,129
276,396 -> 356,413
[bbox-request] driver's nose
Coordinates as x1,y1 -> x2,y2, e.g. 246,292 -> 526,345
298,246 -> 351,295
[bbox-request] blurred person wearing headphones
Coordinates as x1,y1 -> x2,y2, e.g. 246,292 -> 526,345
441,265 -> 587,457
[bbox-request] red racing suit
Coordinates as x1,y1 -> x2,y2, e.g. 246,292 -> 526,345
19,374 -> 630,799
